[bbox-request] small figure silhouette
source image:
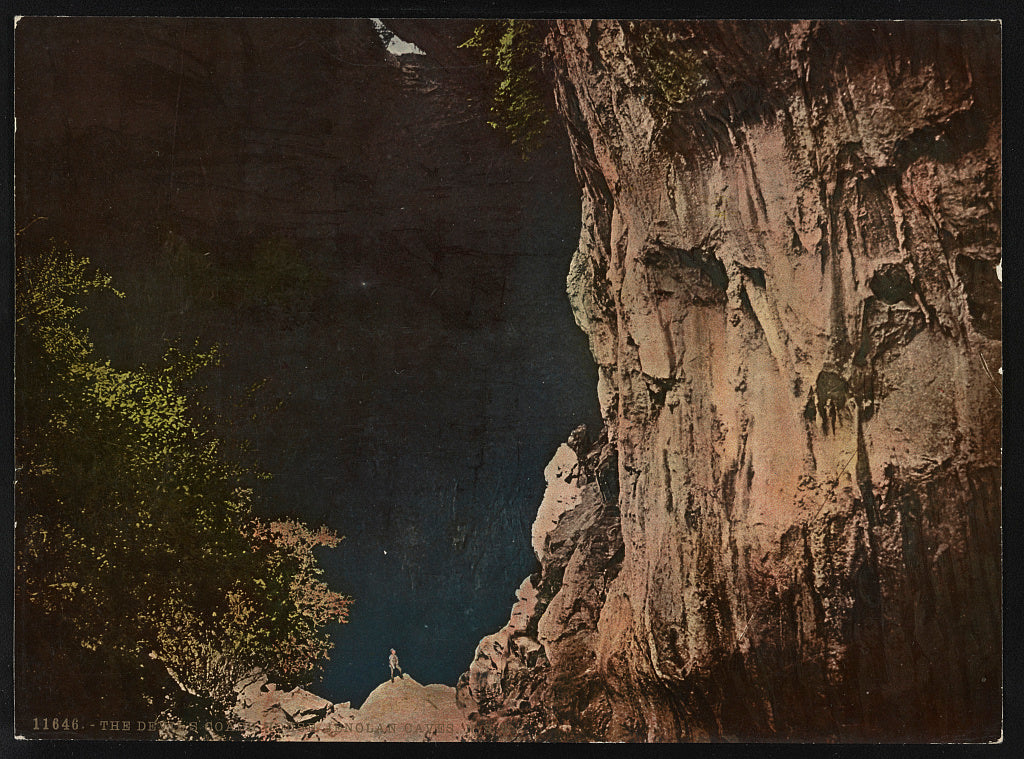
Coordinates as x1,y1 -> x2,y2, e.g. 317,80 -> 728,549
389,648 -> 403,683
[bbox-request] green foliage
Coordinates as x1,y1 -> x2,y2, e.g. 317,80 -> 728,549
15,245 -> 123,364
148,516 -> 350,704
459,20 -> 551,157
627,22 -> 707,111
15,243 -> 351,719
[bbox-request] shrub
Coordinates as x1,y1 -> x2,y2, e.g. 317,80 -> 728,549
460,20 -> 551,157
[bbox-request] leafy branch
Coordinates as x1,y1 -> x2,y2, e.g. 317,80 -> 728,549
460,20 -> 551,158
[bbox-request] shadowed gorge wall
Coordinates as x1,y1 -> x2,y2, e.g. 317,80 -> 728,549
15,18 -> 600,708
460,19 -> 1001,742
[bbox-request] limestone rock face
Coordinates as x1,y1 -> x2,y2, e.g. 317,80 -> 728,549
533,445 -> 584,559
458,577 -> 542,710
459,427 -> 624,740
468,20 -> 1001,742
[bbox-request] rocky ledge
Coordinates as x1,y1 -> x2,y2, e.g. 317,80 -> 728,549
160,670 -> 472,741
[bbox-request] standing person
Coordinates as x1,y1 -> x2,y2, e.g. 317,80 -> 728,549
389,648 -> 403,682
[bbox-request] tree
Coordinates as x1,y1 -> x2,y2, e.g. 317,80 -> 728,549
459,20 -> 551,157
15,242 -> 351,734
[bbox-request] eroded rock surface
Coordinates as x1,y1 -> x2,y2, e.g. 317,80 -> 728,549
463,20 -> 1001,742
458,426 -> 624,740
216,670 -> 472,742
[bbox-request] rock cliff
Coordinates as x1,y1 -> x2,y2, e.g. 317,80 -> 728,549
461,20 -> 1001,742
